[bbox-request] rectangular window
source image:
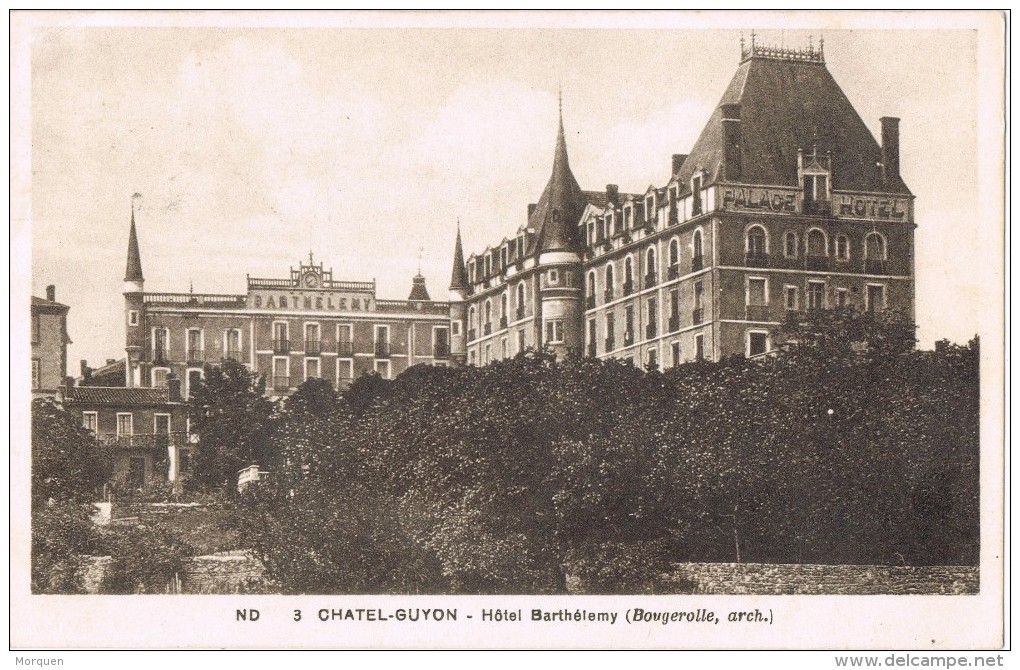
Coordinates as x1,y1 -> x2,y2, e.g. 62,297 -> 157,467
517,330 -> 525,354
695,333 -> 705,361
836,288 -> 849,308
807,281 -> 825,310
128,310 -> 139,327
867,284 -> 886,313
748,331 -> 768,357
32,359 -> 40,389
82,412 -> 98,434
337,324 -> 353,357
225,329 -> 242,360
337,359 -> 353,388
624,306 -> 634,341
694,281 -> 704,309
187,329 -> 203,358
671,341 -> 681,367
305,323 -> 321,355
785,286 -> 799,311
747,277 -> 767,306
272,356 -> 289,391
692,175 -> 703,215
187,369 -> 202,399
836,235 -> 849,260
32,314 -> 40,344
374,359 -> 391,379
501,337 -> 508,359
273,322 -> 289,354
116,413 -> 133,437
804,174 -> 829,203
374,325 -> 390,358
152,368 -> 169,388
544,319 -> 564,344
434,326 -> 450,358
154,327 -> 169,360
647,348 -> 658,370
484,343 -> 492,364
305,357 -> 320,381
451,321 -> 461,336
548,268 -> 559,284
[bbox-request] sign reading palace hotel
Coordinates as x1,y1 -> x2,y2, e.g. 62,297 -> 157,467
719,186 -> 911,220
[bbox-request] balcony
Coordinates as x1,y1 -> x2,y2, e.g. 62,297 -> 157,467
586,295 -> 596,310
186,349 -> 204,366
692,308 -> 704,325
483,323 -> 492,336
745,305 -> 771,322
604,336 -> 615,352
96,432 -> 189,449
745,252 -> 770,268
272,376 -> 290,391
586,342 -> 597,358
864,259 -> 888,275
803,200 -> 832,216
691,255 -> 704,272
646,322 -> 657,339
644,273 -> 657,289
225,349 -> 242,362
623,330 -> 634,346
273,339 -> 290,355
434,341 -> 451,358
336,341 -> 354,357
515,306 -> 525,321
305,339 -> 321,355
603,288 -> 614,303
806,255 -> 831,272
668,314 -> 680,333
153,349 -> 170,366
499,316 -> 508,330
667,265 -> 679,281
375,341 -> 390,358
623,281 -> 635,297
468,328 -> 477,341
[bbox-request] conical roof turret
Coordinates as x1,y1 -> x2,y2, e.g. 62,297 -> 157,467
449,224 -> 468,290
124,206 -> 144,284
528,96 -> 589,256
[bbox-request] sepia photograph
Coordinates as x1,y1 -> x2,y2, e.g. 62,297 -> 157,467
11,10 -> 1006,652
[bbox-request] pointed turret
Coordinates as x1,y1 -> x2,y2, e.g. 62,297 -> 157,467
125,207 -> 144,286
408,273 -> 431,301
449,225 -> 468,290
528,96 -> 589,256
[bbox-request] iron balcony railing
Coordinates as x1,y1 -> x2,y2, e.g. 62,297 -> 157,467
623,281 -> 635,297
516,306 -> 526,321
692,308 -> 704,325
305,339 -> 321,355
667,265 -> 680,281
691,255 -> 704,272
468,328 -> 476,341
623,330 -> 634,346
273,339 -> 290,354
604,336 -> 615,352
153,349 -> 170,365
186,349 -> 204,366
644,272 -> 657,289
97,432 -> 189,449
225,349 -> 242,362
336,341 -> 354,357
668,314 -> 680,333
586,295 -> 596,310
499,316 -> 508,330
604,288 -> 614,302
434,341 -> 451,358
375,341 -> 390,358
646,322 -> 658,339
483,323 -> 492,336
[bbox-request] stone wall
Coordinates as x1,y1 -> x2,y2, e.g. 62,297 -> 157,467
666,562 -> 979,595
180,551 -> 267,594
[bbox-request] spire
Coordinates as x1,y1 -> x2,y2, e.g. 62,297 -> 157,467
124,199 -> 144,284
531,92 -> 588,255
408,273 -> 431,301
449,221 -> 468,290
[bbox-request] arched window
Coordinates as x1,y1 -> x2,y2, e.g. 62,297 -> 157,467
484,300 -> 492,324
624,256 -> 634,295
646,246 -> 657,273
468,306 -> 476,328
516,283 -> 526,318
785,231 -> 798,258
500,293 -> 508,318
605,263 -> 615,300
865,233 -> 886,260
746,225 -> 767,255
693,229 -> 703,259
587,271 -> 596,298
835,234 -> 849,260
669,238 -> 680,268
807,229 -> 827,257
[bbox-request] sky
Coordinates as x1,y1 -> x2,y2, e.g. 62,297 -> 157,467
17,12 -> 1001,372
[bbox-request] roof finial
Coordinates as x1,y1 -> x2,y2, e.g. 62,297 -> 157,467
189,278 -> 193,294
417,246 -> 423,276
557,84 -> 564,132
819,34 -> 824,56
308,249 -> 314,265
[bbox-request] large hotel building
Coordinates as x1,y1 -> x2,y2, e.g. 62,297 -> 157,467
118,38 -> 914,396
451,38 -> 914,369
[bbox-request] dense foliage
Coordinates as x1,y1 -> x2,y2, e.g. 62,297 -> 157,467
239,312 -> 980,594
189,360 -> 276,492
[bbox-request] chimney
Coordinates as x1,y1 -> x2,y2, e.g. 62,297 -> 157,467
528,203 -> 537,220
167,374 -> 183,403
106,358 -> 116,366
46,285 -> 55,302
672,154 -> 688,175
606,184 -> 619,205
720,103 -> 742,182
880,116 -> 900,183
80,360 -> 88,376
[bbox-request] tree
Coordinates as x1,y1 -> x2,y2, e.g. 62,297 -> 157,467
189,360 -> 276,493
31,398 -> 113,592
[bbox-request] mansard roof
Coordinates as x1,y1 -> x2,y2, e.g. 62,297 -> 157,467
675,49 -> 911,196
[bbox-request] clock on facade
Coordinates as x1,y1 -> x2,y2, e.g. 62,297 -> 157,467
303,272 -> 319,288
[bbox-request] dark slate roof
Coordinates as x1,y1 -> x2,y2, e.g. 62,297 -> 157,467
449,227 -> 468,290
31,296 -> 69,310
527,114 -> 590,256
408,274 -> 431,301
68,386 -> 174,406
125,209 -> 144,283
676,55 -> 911,195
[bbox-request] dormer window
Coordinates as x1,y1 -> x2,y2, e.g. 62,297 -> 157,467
692,174 -> 703,216
624,205 -> 633,229
799,149 -> 832,213
803,174 -> 828,203
645,195 -> 656,221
